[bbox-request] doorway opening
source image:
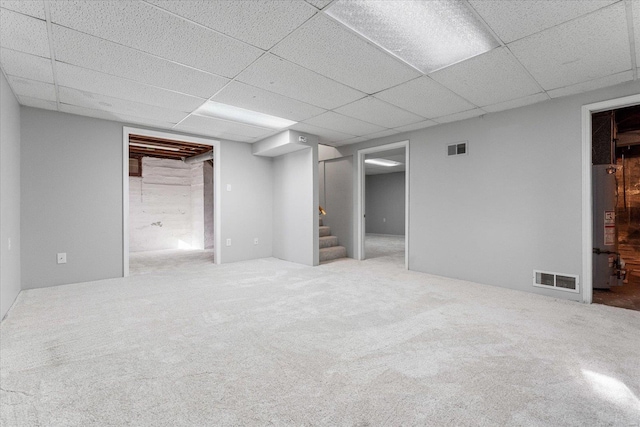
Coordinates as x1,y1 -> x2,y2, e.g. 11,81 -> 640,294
591,104 -> 640,311
357,141 -> 409,268
122,127 -> 221,276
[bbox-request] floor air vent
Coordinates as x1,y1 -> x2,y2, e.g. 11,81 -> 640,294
533,270 -> 579,293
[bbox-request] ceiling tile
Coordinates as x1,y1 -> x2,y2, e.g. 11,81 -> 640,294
430,47 -> 542,106
469,0 -> 617,43
433,108 -> 485,124
335,136 -> 368,145
482,93 -> 550,113
58,87 -> 190,123
59,103 -> 178,130
49,0 -> 263,78
305,0 -> 332,10
303,111 -> 386,136
334,97 -> 424,128
212,81 -> 325,122
176,114 -> 273,139
289,122 -> 355,143
0,48 -> 53,83
52,25 -> 229,99
508,2 -> 630,90
547,70 -> 635,99
7,76 -> 55,101
237,54 -> 365,110
18,96 -> 57,111
393,120 -> 438,133
147,0 -> 316,50
375,77 -> 475,119
0,0 -> 45,19
0,8 -> 49,57
271,14 -> 420,94
56,62 -> 205,112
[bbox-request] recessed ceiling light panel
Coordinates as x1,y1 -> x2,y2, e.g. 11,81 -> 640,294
365,158 -> 402,167
326,0 -> 499,74
193,100 -> 296,130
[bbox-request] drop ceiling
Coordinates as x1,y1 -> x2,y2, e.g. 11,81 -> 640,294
0,0 -> 637,147
366,148 -> 406,175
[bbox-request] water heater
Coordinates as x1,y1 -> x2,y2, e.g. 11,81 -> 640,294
592,164 -> 625,289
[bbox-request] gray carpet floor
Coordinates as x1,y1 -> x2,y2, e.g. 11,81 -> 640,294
1,244 -> 639,426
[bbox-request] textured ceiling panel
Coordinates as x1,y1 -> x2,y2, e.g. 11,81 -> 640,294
433,108 -> 485,124
18,96 -> 56,111
56,62 -> 205,112
482,92 -> 550,113
272,15 -> 420,94
0,48 -> 53,83
430,47 -> 542,106
147,0 -> 316,50
393,120 -> 438,133
237,54 -> 365,110
58,87 -> 190,123
361,129 -> 402,141
469,0 -> 617,43
7,76 -> 56,101
305,0 -> 332,10
212,81 -> 325,122
334,97 -> 424,128
49,0 -> 263,78
508,2 -> 630,90
0,8 -> 50,57
176,114 -> 273,139
0,0 -> 45,19
53,26 -> 229,99
59,103 -> 178,130
547,70 -> 635,99
290,122 -> 356,143
304,111 -> 386,136
375,77 -> 475,119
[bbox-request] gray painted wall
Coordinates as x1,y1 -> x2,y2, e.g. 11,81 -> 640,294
1,72 -> 21,319
273,148 -> 317,266
322,156 -> 354,257
21,108 -> 124,289
365,172 -> 405,235
20,108 -> 275,288
318,80 -> 640,302
219,140 -> 273,263
203,161 -> 214,249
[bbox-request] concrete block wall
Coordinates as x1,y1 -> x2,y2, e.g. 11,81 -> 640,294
129,157 -> 204,252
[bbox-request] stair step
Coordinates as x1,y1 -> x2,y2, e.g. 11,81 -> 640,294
319,235 -> 338,248
320,246 -> 347,262
319,225 -> 331,237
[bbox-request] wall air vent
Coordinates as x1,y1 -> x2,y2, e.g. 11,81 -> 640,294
447,141 -> 467,156
533,270 -> 579,293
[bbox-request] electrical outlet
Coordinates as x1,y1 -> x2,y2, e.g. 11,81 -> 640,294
226,184 -> 232,191
226,238 -> 231,247
383,218 -> 386,222
57,253 -> 67,264
254,238 -> 259,245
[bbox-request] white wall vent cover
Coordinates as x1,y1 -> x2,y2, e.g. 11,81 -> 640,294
533,270 -> 579,293
447,141 -> 467,156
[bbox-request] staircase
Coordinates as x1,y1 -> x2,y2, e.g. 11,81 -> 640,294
319,217 -> 347,263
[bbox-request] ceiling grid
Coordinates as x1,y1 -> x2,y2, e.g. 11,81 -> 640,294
0,0 -> 636,146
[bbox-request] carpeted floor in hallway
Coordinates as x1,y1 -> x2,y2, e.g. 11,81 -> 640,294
1,249 -> 639,426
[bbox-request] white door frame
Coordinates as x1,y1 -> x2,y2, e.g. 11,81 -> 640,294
122,126 -> 222,276
356,140 -> 410,269
581,94 -> 640,303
